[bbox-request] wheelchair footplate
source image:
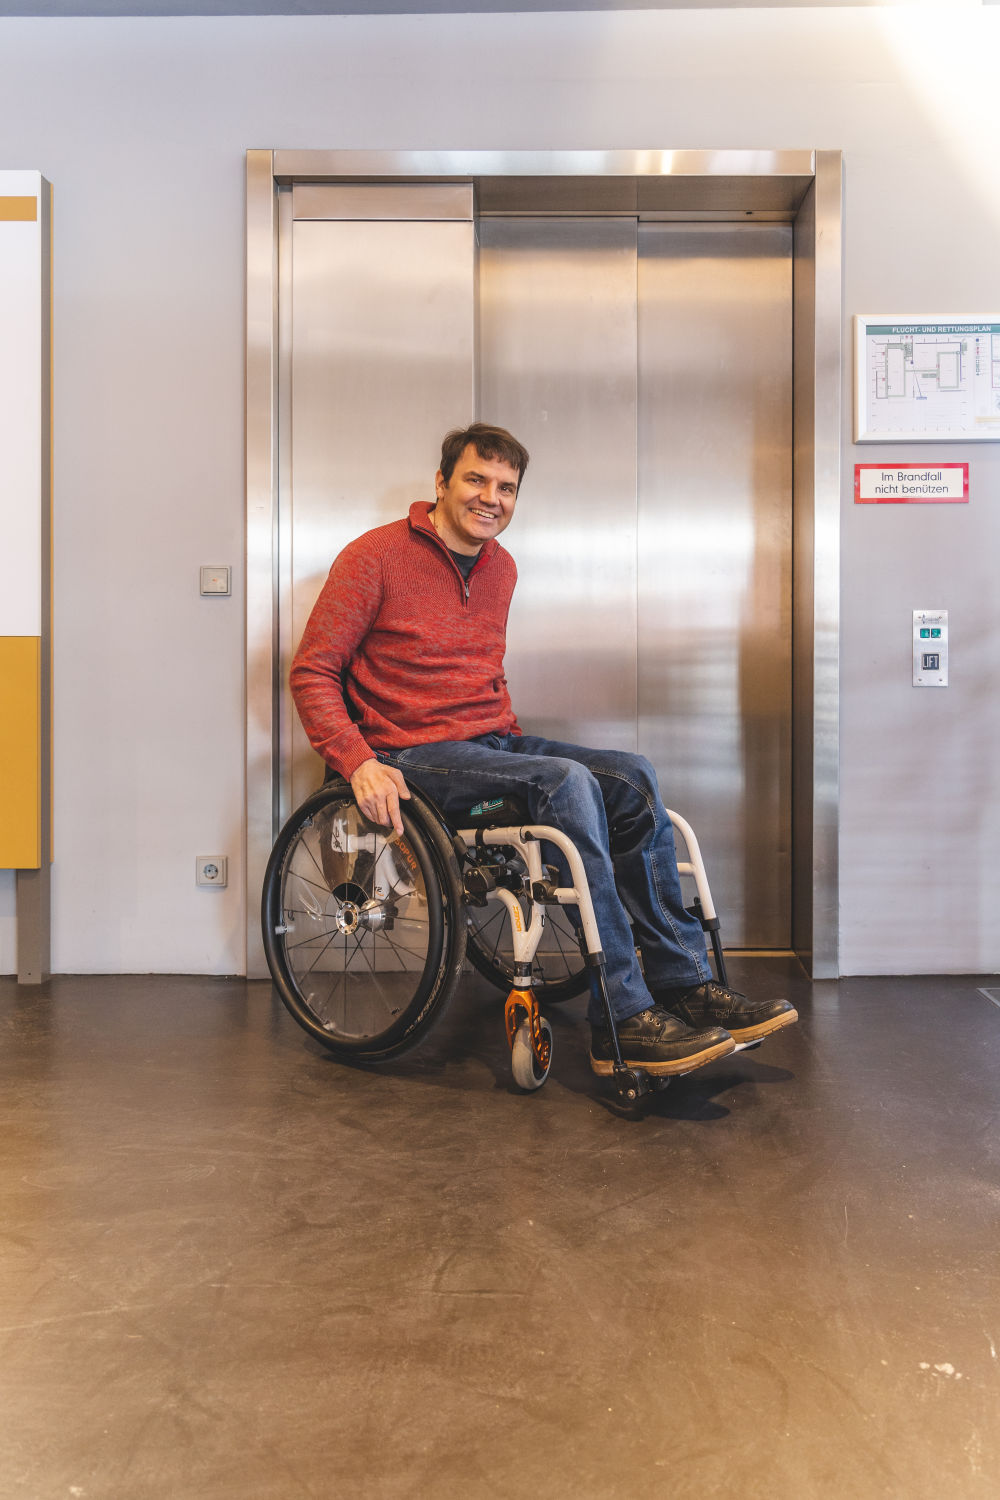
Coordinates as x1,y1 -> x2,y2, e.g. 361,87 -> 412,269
608,1065 -> 672,1105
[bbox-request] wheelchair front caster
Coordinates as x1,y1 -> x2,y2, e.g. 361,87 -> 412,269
511,1016 -> 553,1090
505,987 -> 553,1091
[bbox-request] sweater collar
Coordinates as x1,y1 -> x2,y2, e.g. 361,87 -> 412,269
408,500 -> 498,565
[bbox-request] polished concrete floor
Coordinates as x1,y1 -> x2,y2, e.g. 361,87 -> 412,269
2,960 -> 999,1499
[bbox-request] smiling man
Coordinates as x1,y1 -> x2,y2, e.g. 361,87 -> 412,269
291,422 -> 796,1079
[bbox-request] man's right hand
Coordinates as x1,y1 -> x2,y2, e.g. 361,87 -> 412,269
349,759 -> 411,838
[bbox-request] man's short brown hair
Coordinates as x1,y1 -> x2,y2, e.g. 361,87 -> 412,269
439,423 -> 529,490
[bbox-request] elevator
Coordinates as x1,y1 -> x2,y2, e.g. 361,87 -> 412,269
246,151 -> 842,979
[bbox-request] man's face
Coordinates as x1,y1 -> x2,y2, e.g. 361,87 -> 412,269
432,443 -> 519,555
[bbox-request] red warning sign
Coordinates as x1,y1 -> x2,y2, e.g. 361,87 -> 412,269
855,463 -> 968,504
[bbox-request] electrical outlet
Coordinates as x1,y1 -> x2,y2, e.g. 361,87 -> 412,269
196,856 -> 228,887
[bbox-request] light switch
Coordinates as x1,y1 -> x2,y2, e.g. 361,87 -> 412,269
200,566 -> 231,596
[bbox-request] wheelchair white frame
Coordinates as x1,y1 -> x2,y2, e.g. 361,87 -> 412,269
455,809 -> 722,1097
456,809 -> 716,977
263,775 -> 727,1103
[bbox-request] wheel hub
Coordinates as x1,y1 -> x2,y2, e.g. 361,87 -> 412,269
336,900 -> 361,934
335,897 -> 388,935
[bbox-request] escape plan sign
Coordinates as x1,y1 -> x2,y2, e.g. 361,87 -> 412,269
855,318 -> 1000,441
854,463 -> 969,504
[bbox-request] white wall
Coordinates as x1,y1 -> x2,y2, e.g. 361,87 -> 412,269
0,5 -> 997,976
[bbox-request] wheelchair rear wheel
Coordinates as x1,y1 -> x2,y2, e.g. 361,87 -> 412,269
262,780 -> 466,1060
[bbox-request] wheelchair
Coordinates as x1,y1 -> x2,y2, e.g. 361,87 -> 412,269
261,776 -> 734,1105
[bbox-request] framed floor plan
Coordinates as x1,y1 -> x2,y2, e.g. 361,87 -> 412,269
854,315 -> 1000,442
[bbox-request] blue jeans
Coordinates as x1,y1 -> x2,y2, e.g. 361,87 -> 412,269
377,733 -> 710,1024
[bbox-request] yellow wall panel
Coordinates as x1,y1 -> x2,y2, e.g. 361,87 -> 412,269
0,197 -> 37,221
0,636 -> 41,868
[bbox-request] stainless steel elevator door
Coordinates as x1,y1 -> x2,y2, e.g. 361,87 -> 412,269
638,224 -> 793,947
478,218 -> 639,751
478,219 -> 792,948
281,207 -> 792,949
284,198 -> 475,811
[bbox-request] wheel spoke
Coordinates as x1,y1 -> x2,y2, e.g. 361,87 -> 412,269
298,829 -> 332,890
286,872 -> 340,902
283,902 -> 334,918
470,904 -> 507,964
343,930 -> 375,974
298,927 -> 343,978
376,930 -> 423,972
283,928 -> 338,955
465,885 -> 586,1001
313,967 -> 348,1023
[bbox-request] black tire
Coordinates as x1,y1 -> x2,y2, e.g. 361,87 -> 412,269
262,780 -> 466,1060
465,886 -> 589,1003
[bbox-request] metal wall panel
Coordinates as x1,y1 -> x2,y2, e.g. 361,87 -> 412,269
792,159 -> 842,976
477,217 -> 638,749
637,223 -> 793,946
292,182 -> 474,222
285,208 -> 475,809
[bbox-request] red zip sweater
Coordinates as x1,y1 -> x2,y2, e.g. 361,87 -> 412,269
290,501 -> 520,778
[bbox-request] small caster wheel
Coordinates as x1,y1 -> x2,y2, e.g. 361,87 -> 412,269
511,1017 -> 553,1091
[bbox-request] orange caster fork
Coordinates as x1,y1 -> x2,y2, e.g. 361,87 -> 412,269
504,988 -> 553,1090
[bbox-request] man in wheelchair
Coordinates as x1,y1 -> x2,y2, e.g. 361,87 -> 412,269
290,422 -> 796,1080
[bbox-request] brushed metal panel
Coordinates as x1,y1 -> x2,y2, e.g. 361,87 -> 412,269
477,173 -> 810,218
793,154 -> 842,977
245,150 -> 278,978
248,150 -> 842,978
292,182 -> 473,222
810,151 -> 843,979
637,223 -> 793,948
792,185 -> 816,971
287,211 -> 475,808
276,185 -> 295,824
274,150 -> 816,188
636,176 -> 812,214
477,217 -> 638,750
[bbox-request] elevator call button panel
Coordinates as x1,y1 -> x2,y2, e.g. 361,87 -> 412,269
913,609 -> 948,687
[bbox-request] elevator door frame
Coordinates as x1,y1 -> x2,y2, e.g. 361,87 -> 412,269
246,149 -> 843,980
